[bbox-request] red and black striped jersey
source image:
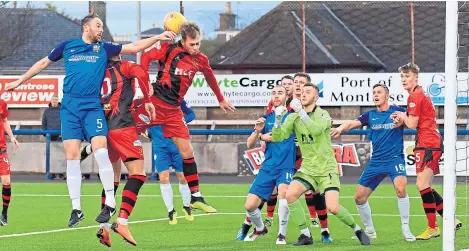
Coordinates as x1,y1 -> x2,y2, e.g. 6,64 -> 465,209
101,60 -> 150,130
141,41 -> 224,108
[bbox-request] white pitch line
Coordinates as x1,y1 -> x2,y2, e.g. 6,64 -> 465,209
0,213 -> 215,239
0,212 -> 466,239
11,194 -> 469,200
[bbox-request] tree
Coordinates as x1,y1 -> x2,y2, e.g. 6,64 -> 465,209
0,2 -> 39,61
200,39 -> 225,58
45,2 -> 75,21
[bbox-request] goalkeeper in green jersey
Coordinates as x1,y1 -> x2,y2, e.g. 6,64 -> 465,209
271,83 -> 370,246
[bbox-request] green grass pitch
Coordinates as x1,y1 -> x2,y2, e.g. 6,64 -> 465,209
0,182 -> 468,250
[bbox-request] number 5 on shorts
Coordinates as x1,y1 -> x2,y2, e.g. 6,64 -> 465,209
97,118 -> 103,129
3,158 -> 9,170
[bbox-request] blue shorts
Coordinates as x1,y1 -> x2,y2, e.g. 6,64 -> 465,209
358,157 -> 407,190
248,168 -> 295,201
60,95 -> 107,141
153,139 -> 182,173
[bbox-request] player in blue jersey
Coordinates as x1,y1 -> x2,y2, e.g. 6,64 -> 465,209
242,85 -> 296,244
331,83 -> 416,241
147,99 -> 201,224
5,13 -> 175,228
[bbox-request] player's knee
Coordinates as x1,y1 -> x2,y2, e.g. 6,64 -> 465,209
1,175 -> 10,186
416,179 -> 430,191
177,144 -> 194,159
286,193 -> 297,204
327,204 -> 340,215
159,172 -> 170,184
244,201 -> 258,212
396,188 -> 407,198
354,194 -> 367,205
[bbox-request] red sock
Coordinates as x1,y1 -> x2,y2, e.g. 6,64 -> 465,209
304,194 -> 317,218
313,193 -> 328,228
420,187 -> 437,228
2,185 -> 11,215
118,175 -> 145,219
183,158 -> 199,193
266,194 -> 278,218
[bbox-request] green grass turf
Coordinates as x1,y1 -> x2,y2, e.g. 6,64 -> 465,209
0,183 -> 468,250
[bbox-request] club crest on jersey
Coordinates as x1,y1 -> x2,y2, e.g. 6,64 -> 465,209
174,67 -> 194,78
93,45 -> 100,53
103,103 -> 111,110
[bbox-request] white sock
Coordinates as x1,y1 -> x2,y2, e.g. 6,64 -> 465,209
66,160 -> 82,210
192,191 -> 202,197
278,198 -> 289,236
100,222 -> 110,230
117,217 -> 128,225
85,144 -> 92,154
398,195 -> 410,227
300,228 -> 311,237
160,183 -> 174,212
179,183 -> 191,207
94,148 -> 116,208
356,201 -> 375,231
246,208 -> 264,231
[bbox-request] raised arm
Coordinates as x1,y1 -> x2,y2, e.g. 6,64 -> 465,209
271,108 -> 295,142
247,117 -> 266,148
331,111 -> 368,138
121,32 -> 175,54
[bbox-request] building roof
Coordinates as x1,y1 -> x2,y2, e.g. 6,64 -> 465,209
326,1 -> 445,72
142,27 -> 165,37
0,8 -> 114,73
210,1 -> 386,71
210,1 -> 464,72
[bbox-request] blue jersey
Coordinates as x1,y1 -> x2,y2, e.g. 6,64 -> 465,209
149,100 -> 195,147
260,111 -> 296,171
48,39 -> 122,96
357,105 -> 406,160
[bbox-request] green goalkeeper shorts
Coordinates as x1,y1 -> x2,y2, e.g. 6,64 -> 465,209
293,170 -> 340,193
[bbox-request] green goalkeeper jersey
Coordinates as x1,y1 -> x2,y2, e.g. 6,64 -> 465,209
272,106 -> 338,177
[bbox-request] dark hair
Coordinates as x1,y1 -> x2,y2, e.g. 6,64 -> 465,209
281,75 -> 293,81
180,22 -> 200,40
303,83 -> 319,93
81,13 -> 101,32
372,83 -> 389,94
293,72 -> 311,83
398,62 -> 420,74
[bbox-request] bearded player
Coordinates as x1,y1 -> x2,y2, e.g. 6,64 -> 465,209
139,22 -> 235,213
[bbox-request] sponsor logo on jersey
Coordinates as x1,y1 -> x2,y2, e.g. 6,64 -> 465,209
409,102 -> 416,108
138,113 -> 151,124
133,140 -> 142,146
174,67 -> 194,78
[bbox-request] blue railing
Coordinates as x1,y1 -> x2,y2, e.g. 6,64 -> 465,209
12,129 -> 469,180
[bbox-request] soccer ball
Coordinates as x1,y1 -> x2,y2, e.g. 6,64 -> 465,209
163,12 -> 186,34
